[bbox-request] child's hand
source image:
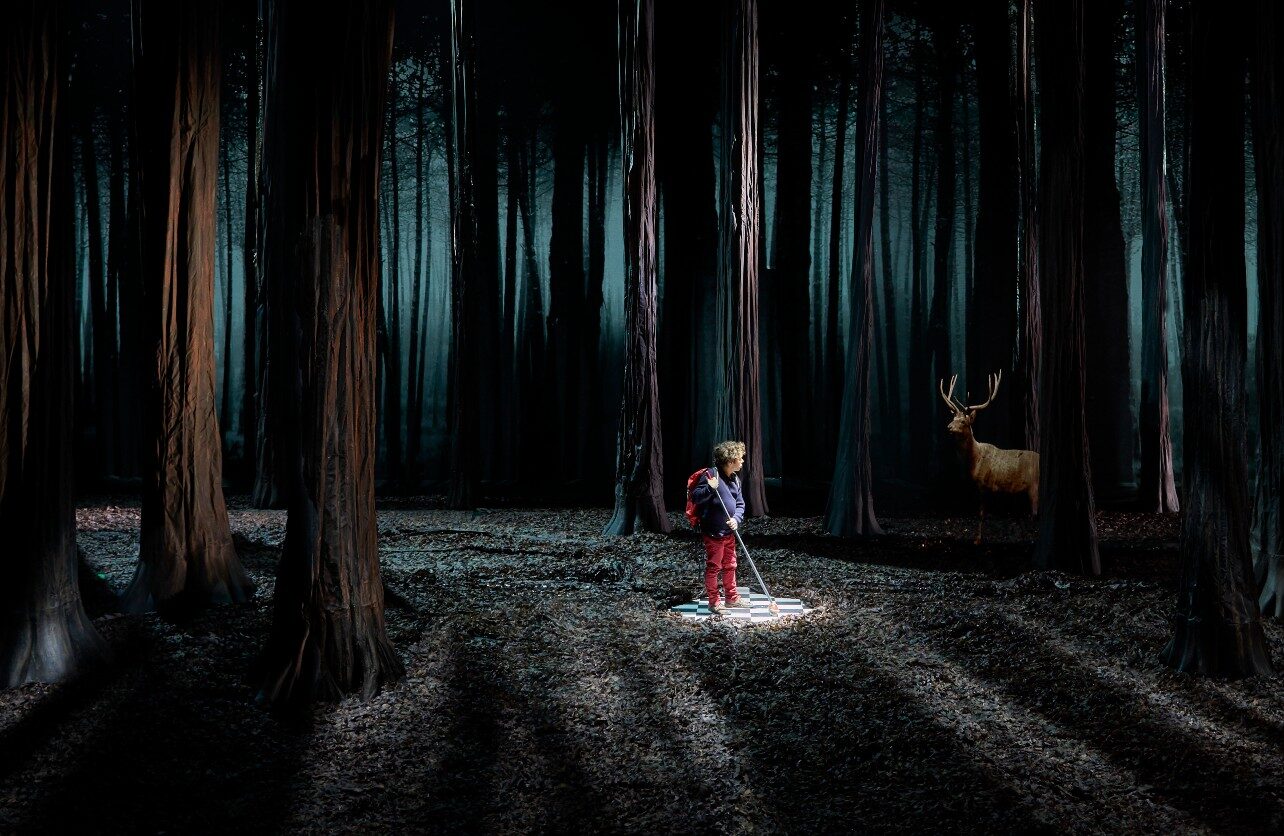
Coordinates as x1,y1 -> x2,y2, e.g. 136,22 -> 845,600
727,518 -> 738,531
707,475 -> 719,489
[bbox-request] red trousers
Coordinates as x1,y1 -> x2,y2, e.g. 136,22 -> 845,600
702,533 -> 739,606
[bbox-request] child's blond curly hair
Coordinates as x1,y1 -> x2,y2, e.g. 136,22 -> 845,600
713,440 -> 746,468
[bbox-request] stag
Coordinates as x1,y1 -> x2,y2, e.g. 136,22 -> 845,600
939,371 -> 1040,543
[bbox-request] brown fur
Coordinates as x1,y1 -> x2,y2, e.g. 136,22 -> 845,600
940,372 -> 1040,542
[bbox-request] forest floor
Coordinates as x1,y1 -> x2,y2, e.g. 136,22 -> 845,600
3,499 -> 1284,834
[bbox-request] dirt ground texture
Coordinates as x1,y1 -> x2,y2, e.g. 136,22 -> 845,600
2,499 -> 1283,834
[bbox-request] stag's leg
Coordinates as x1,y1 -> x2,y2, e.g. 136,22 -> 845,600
975,499 -> 986,545
1029,484 -> 1039,517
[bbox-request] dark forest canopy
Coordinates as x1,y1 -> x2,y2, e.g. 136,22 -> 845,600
4,0 -> 1282,698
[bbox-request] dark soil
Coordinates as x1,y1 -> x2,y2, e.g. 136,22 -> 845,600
3,499 -> 1283,834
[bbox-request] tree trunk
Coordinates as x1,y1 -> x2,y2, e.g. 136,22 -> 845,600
658,0 -> 720,504
718,0 -> 767,517
383,62 -> 403,488
220,126 -> 235,440
1163,0 -> 1272,675
1137,0 -> 1179,514
447,0 -> 482,508
774,11 -> 812,490
240,0 -> 261,491
928,22 -> 958,490
514,134 -> 546,486
547,101 -> 586,486
1015,0 -> 1041,453
1033,0 -> 1100,575
878,86 -> 899,460
825,51 -> 850,460
606,0 -> 669,535
1,2 -> 110,686
908,30 -> 932,483
1253,0 -> 1284,619
585,132 -> 608,485
124,0 -> 254,616
406,61 -> 426,491
1083,0 -> 1134,500
825,0 -> 884,538
970,0 -> 1020,450
253,0 -> 403,711
80,101 -> 117,477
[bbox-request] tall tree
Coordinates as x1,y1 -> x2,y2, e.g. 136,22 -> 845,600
547,60 -> 587,486
969,0 -> 1020,450
908,27 -> 933,483
240,0 -> 261,491
1,1 -> 110,686
1163,0 -> 1272,674
406,61 -> 427,492
1033,0 -> 1100,575
1082,0 -> 1134,500
254,0 -> 403,710
124,0 -> 254,615
1015,0 -> 1041,452
719,0 -> 768,516
80,99 -> 117,477
606,0 -> 669,535
658,0 -> 720,504
824,43 -> 850,459
772,4 -> 813,490
877,82 -> 900,456
1253,0 -> 1284,618
1136,0 -> 1179,514
383,62 -> 403,488
825,0 -> 885,538
928,20 -> 958,489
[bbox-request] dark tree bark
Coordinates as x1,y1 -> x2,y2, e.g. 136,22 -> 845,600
718,0 -> 767,517
825,48 -> 850,460
111,117 -> 145,480
928,23 -> 957,418
383,62 -> 403,488
658,0 -> 719,504
446,0 -> 482,508
240,0 -> 260,491
80,101 -> 117,477
908,28 -> 932,483
825,0 -> 885,538
877,89 -> 900,458
606,0 -> 669,535
585,131 -> 608,479
254,0 -> 403,710
1082,0 -> 1134,500
1033,0 -> 1100,575
406,61 -> 426,491
513,134 -> 546,485
220,125 -> 235,437
1015,0 -> 1041,453
124,0 -> 254,615
772,9 -> 812,489
1137,0 -> 1179,514
1253,0 -> 1284,618
811,90 -> 828,453
2,2 -> 110,686
970,0 -> 1020,449
1163,0 -> 1272,674
547,96 -> 586,485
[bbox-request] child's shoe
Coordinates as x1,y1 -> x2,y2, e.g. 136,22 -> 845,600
725,597 -> 751,609
708,601 -> 726,613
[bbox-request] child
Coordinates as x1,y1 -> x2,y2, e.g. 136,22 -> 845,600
690,440 -> 748,612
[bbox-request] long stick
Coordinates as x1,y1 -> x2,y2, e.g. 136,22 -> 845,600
707,471 -> 778,610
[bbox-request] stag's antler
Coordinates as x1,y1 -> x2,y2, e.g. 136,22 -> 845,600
962,370 -> 1003,413
938,374 -> 965,414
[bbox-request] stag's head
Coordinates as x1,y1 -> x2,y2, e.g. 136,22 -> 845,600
938,371 -> 1003,440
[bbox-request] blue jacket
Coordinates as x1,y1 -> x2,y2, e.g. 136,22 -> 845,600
690,467 -> 745,538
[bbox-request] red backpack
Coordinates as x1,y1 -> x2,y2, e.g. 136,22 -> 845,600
685,467 -> 714,529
